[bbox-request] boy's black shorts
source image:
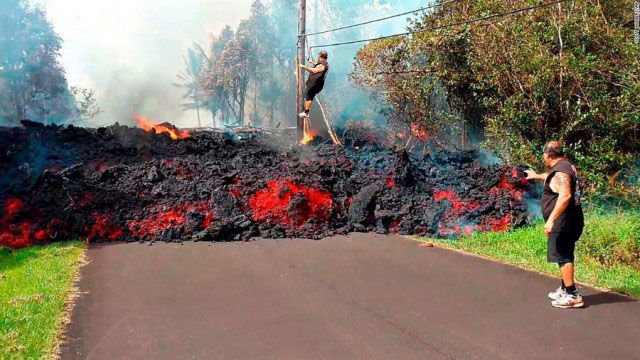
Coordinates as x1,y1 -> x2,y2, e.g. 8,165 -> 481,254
305,85 -> 323,101
547,230 -> 583,263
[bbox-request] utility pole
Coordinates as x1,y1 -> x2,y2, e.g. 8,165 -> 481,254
296,0 -> 306,142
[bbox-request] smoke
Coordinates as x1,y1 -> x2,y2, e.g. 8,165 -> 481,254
38,0 -> 428,128
41,0 -> 252,127
302,0 -> 429,129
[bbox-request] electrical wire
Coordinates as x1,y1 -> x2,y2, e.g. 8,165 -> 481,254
310,0 -> 568,50
304,0 -> 465,37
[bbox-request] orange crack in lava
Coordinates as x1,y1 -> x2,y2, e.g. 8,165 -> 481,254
127,202 -> 214,237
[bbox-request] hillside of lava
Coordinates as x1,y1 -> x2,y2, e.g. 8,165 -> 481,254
0,120 -> 536,248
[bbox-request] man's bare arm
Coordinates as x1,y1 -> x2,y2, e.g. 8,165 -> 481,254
299,64 -> 325,74
545,172 -> 572,234
525,169 -> 548,182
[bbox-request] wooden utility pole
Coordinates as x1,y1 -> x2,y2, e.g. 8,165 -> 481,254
296,0 -> 307,142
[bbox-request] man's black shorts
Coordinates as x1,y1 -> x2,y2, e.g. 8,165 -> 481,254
305,85 -> 323,102
547,230 -> 582,263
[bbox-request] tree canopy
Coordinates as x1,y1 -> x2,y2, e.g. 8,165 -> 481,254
0,0 -> 99,126
351,0 -> 640,192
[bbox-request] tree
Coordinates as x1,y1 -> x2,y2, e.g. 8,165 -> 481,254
174,46 -> 207,128
352,0 -> 640,192
0,0 -> 99,126
246,0 -> 275,126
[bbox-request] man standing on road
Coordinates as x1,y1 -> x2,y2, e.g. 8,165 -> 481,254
526,141 -> 585,309
298,51 -> 329,119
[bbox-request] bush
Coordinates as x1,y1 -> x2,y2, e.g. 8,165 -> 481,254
351,0 -> 640,194
578,211 -> 640,268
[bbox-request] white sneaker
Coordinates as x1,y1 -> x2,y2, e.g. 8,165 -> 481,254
298,112 -> 309,119
552,293 -> 585,308
548,286 -> 568,301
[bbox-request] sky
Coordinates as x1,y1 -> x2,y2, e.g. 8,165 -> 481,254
33,0 -> 421,128
37,0 -> 252,127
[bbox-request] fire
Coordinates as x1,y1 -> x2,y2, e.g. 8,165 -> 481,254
134,116 -> 190,140
300,118 -> 317,145
410,123 -> 429,141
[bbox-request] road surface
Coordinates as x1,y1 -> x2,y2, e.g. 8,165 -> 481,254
60,234 -> 640,359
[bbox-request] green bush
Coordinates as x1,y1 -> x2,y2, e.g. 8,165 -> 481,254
351,0 -> 640,194
578,211 -> 640,268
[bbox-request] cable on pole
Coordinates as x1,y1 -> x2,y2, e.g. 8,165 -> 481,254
310,0 -> 569,50
304,0 -> 465,37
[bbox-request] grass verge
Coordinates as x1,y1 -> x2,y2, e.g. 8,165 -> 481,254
418,212 -> 640,298
0,242 -> 85,359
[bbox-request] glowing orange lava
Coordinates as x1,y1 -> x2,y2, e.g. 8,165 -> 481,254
300,118 -> 317,145
249,180 -> 333,227
135,116 -> 190,140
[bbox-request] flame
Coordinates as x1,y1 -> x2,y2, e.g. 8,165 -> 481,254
410,123 -> 429,141
134,116 -> 190,140
300,118 -> 317,145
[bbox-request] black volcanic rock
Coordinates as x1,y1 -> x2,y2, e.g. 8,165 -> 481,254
0,122 -> 536,248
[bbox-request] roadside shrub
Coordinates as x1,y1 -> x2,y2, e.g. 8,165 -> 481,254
577,212 -> 640,268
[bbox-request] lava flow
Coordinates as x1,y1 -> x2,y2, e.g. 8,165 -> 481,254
135,115 -> 190,140
0,120 -> 535,247
249,180 -> 333,227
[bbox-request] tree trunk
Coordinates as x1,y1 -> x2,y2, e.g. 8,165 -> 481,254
253,81 -> 258,127
196,106 -> 202,128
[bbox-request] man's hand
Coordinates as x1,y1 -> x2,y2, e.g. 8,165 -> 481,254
299,63 -> 305,68
544,220 -> 554,237
525,169 -> 537,180
525,169 -> 548,182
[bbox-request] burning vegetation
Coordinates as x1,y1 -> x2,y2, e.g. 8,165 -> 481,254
0,120 -> 535,248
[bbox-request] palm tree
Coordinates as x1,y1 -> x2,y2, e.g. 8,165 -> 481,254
173,47 -> 207,128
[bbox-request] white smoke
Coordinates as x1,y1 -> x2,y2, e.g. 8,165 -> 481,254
39,0 -> 252,127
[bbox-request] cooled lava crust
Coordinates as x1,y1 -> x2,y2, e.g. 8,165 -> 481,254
0,120 -> 535,248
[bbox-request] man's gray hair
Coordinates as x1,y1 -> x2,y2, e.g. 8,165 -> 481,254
543,141 -> 565,159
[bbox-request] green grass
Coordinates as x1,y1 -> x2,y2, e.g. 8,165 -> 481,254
0,242 -> 85,359
418,212 -> 640,298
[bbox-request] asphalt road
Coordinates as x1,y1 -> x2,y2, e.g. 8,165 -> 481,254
60,234 -> 640,360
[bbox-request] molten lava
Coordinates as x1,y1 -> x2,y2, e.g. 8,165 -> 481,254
127,202 -> 214,237
249,180 -> 333,227
434,189 -> 477,214
85,212 -> 123,244
135,116 -> 190,140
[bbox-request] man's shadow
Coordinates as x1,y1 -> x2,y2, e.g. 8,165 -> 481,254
583,291 -> 637,308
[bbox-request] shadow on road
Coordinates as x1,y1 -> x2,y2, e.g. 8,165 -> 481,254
583,292 -> 637,307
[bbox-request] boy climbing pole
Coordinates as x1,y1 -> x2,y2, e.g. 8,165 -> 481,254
298,50 -> 329,119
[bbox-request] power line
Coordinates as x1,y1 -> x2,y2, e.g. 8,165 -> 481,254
305,0 -> 464,37
310,0 -> 568,50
